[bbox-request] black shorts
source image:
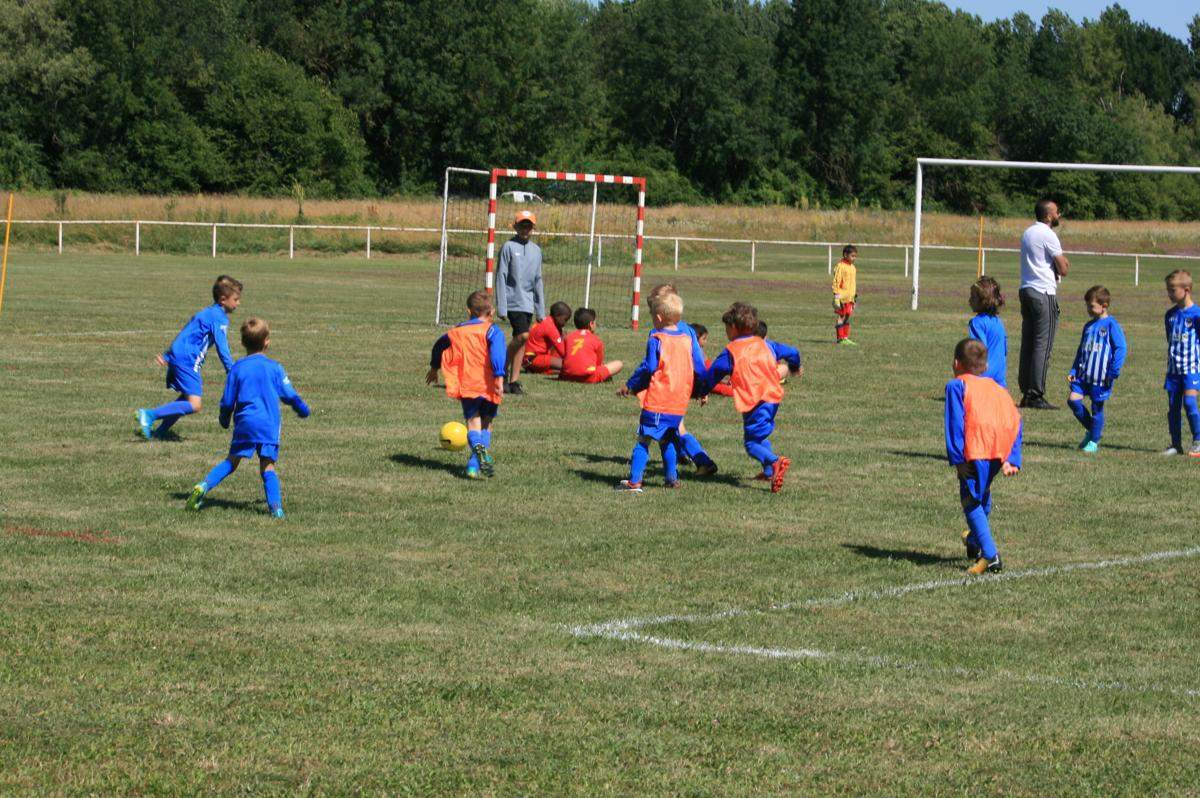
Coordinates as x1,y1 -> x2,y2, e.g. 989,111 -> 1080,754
507,311 -> 534,336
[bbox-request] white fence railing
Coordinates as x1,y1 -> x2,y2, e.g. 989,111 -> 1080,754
8,218 -> 1197,286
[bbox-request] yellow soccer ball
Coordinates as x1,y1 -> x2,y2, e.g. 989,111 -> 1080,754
439,421 -> 468,451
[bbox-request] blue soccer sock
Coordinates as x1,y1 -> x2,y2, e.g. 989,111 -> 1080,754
1168,389 -> 1183,447
202,458 -> 236,491
660,436 -> 679,482
466,430 -> 483,470
1067,398 -> 1092,432
151,399 -> 194,420
1185,395 -> 1200,441
154,414 -> 181,436
629,439 -> 651,484
481,429 -> 492,448
964,503 -> 998,560
680,433 -> 715,469
262,470 -> 281,511
1090,400 -> 1106,443
745,437 -> 777,474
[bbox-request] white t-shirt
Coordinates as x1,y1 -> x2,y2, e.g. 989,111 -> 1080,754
1020,221 -> 1063,295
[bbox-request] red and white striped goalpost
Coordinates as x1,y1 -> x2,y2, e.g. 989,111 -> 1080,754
485,168 -> 648,329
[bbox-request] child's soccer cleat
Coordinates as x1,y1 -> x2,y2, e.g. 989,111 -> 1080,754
505,381 -> 525,395
967,555 -> 1003,575
1081,440 -> 1099,453
615,480 -> 644,493
465,466 -> 483,480
695,462 -> 719,477
185,483 -> 207,511
663,479 -> 681,489
136,409 -> 154,440
961,529 -> 980,560
770,457 -> 791,493
1163,445 -> 1182,456
472,443 -> 494,477
270,507 -> 285,519
840,339 -> 859,347
1189,441 -> 1200,458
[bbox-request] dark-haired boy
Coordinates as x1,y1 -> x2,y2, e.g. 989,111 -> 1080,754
1067,285 -> 1127,453
945,338 -> 1022,574
524,301 -> 571,374
832,245 -> 858,345
559,308 -> 623,383
427,290 -> 507,478
185,317 -> 310,518
137,275 -> 242,439
701,302 -> 793,492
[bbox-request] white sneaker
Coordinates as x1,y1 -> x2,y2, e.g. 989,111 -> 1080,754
1162,446 -> 1182,456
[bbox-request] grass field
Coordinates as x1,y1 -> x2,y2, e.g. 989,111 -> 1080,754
2,246 -> 1198,795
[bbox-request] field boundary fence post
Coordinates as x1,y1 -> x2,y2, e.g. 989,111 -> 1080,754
750,241 -> 756,273
827,244 -> 833,275
211,224 -> 217,258
366,227 -> 372,259
135,221 -> 141,256
1135,255 -> 1140,286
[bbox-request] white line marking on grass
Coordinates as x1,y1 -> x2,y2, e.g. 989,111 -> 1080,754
569,546 -> 1200,638
567,546 -> 1200,699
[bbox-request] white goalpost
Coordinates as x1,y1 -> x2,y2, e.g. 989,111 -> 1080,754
437,166 -> 647,328
911,158 -> 1200,310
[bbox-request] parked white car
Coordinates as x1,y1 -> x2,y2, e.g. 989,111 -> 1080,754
501,191 -> 545,204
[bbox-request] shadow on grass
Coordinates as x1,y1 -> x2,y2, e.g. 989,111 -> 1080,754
153,430 -> 184,442
887,450 -> 945,462
168,492 -> 263,512
569,465 -> 744,488
843,543 -> 961,566
1024,439 -> 1158,453
388,452 -> 466,477
567,451 -> 629,466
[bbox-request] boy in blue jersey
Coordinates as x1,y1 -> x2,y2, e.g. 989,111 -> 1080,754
945,338 -> 1022,575
427,291 -> 507,478
645,283 -> 718,476
185,318 -> 310,518
967,276 -> 1008,387
137,275 -> 242,439
1066,285 -> 1127,453
1162,270 -> 1200,456
616,291 -> 707,491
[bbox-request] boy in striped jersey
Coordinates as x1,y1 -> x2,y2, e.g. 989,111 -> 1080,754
1066,285 -> 1127,453
1162,270 -> 1200,457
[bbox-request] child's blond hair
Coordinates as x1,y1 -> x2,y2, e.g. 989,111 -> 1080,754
240,317 -> 269,353
653,292 -> 683,324
1166,269 -> 1193,290
466,290 -> 494,317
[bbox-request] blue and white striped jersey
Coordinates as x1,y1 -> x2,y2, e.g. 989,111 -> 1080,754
1165,304 -> 1200,375
1070,316 -> 1127,386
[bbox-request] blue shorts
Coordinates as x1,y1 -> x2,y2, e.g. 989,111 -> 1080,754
637,410 -> 683,442
1164,373 -> 1200,392
1069,381 -> 1112,402
958,458 -> 999,514
229,442 -> 279,461
743,402 -> 779,441
460,397 -> 499,421
166,362 -> 203,397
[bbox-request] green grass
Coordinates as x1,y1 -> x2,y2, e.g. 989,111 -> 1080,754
1,248 -> 1197,795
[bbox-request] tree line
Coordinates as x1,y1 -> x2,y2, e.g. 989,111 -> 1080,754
1,0 -> 1198,218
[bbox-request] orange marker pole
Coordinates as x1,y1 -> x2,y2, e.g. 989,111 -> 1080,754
976,215 -> 984,279
0,193 -> 12,318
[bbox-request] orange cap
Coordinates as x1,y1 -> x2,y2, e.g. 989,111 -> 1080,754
514,210 -> 537,227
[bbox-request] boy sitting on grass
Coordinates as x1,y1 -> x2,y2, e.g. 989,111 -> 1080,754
185,317 -> 310,518
427,290 -> 506,478
559,308 -> 623,383
524,301 -> 571,375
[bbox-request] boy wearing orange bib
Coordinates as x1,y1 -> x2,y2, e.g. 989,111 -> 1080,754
702,302 -> 794,493
427,291 -> 507,478
945,338 -> 1023,574
616,292 -> 705,492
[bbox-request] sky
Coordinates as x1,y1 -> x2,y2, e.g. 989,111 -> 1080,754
946,1 -> 1194,43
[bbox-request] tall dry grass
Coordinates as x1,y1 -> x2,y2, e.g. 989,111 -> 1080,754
7,191 -> 1199,255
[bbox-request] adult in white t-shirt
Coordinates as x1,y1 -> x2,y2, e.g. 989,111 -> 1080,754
1017,199 -> 1070,409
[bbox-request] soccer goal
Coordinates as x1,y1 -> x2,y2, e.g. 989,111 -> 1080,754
436,167 -> 647,328
910,158 -> 1200,310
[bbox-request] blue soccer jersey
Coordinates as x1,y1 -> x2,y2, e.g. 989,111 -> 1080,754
968,313 -> 1007,387
165,303 -> 235,375
1070,316 -> 1127,387
219,353 -> 310,447
1165,304 -> 1200,375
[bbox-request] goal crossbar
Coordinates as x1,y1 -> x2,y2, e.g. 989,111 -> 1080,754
911,157 -> 1200,309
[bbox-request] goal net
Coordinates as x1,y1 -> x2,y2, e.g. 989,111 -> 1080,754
436,167 -> 647,328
